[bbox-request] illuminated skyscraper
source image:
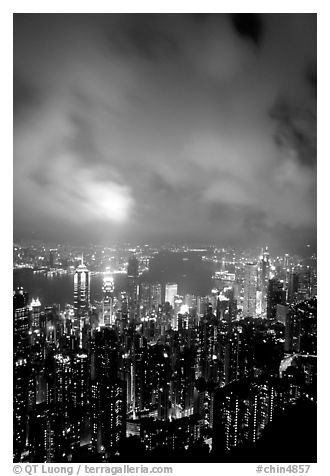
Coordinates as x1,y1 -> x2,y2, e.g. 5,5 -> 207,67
99,378 -> 126,457
259,246 -> 270,315
102,272 -> 114,326
14,287 -> 29,357
71,350 -> 89,448
165,283 -> 178,307
284,297 -> 317,354
73,256 -> 90,345
13,287 -> 30,461
30,297 -> 41,329
139,282 -> 150,317
261,247 -> 270,275
90,328 -> 126,456
150,283 -> 162,310
127,255 -> 139,321
243,263 -> 258,318
212,379 -> 276,452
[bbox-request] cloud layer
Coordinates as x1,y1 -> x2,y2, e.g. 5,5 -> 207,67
14,14 -> 316,252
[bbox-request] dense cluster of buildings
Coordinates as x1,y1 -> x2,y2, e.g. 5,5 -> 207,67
13,246 -> 317,462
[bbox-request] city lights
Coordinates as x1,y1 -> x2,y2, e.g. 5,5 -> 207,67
13,240 -> 317,462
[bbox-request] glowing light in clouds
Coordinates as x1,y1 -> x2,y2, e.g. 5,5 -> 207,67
84,179 -> 133,223
55,155 -> 133,224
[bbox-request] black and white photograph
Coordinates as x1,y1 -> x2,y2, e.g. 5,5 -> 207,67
12,8 -> 318,469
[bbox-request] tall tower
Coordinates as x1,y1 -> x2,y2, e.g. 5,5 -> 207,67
150,283 -> 162,311
102,272 -> 114,326
267,278 -> 286,320
73,255 -> 90,346
30,298 -> 41,329
243,263 -> 258,318
288,269 -> 299,303
71,350 -> 89,449
260,246 -> 270,315
99,378 -> 126,457
13,287 -> 30,461
127,255 -> 139,321
14,287 -> 29,357
165,283 -> 178,307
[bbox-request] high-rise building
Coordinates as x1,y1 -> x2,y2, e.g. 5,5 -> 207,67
212,379 -> 276,452
127,256 -> 139,321
71,350 -> 89,448
165,283 -> 178,307
28,403 -> 56,462
94,328 -> 119,382
14,287 -> 32,462
288,270 -> 299,303
49,249 -> 58,268
102,273 -> 114,326
30,298 -> 41,329
267,278 -> 286,320
128,335 -> 150,416
276,303 -> 289,325
284,297 -> 317,354
99,379 -> 126,457
90,327 -> 126,456
73,256 -> 90,345
243,263 -> 258,318
47,353 -> 74,457
197,296 -> 208,317
14,287 -> 30,357
259,247 -> 270,315
14,356 -> 29,461
171,346 -> 195,417
139,282 -> 150,317
222,328 -> 241,385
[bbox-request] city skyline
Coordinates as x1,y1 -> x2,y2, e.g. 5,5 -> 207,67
13,240 -> 317,462
14,14 -> 316,252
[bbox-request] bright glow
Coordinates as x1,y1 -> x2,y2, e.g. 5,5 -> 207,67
179,304 -> 189,314
31,298 -> 41,307
219,294 -> 229,301
84,179 -> 133,223
54,354 -> 70,364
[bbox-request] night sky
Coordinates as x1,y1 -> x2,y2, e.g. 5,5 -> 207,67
13,14 -> 316,253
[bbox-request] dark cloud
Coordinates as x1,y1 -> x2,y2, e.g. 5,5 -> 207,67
270,97 -> 316,167
13,14 -> 316,252
231,14 -> 263,46
306,61 -> 317,98
13,71 -> 39,115
120,14 -> 181,60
